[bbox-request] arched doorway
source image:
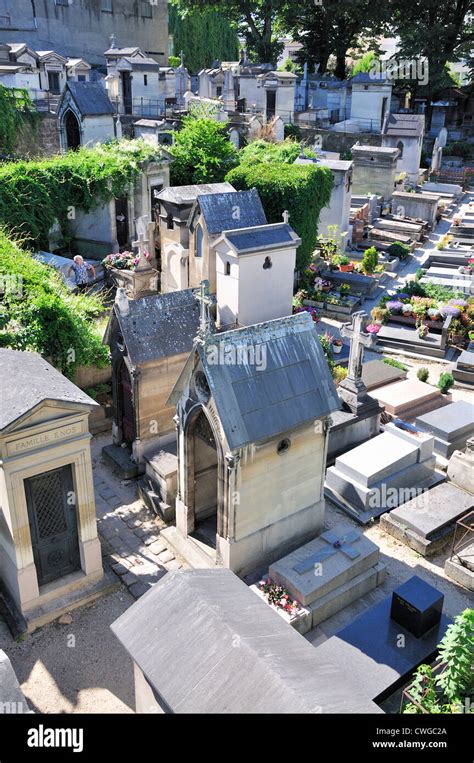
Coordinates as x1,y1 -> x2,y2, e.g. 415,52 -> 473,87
187,408 -> 219,549
64,109 -> 81,151
119,361 -> 136,447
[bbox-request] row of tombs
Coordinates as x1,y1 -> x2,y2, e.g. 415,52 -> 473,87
0,184 -> 472,711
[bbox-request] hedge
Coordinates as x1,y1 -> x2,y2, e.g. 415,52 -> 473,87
225,161 -> 333,269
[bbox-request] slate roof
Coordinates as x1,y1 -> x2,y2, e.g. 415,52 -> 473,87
157,182 -> 235,206
222,223 -> 300,254
0,349 -> 97,432
105,290 -> 202,365
111,568 -> 379,714
65,82 -> 115,115
382,113 -> 425,138
351,72 -> 388,84
191,312 -> 339,449
196,189 -> 267,235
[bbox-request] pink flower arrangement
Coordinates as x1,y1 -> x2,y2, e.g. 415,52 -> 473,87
295,305 -> 320,323
258,579 -> 301,616
366,323 -> 382,334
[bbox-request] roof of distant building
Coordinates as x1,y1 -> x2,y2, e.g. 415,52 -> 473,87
382,113 -> 425,138
219,223 -> 301,254
157,182 -> 235,206
104,290 -> 202,365
194,189 -> 267,235
63,82 -> 115,115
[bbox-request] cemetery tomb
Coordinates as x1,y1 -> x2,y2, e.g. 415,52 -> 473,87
267,523 -> 386,632
369,379 -> 450,421
325,427 -> 441,524
361,359 -> 407,392
380,482 -> 474,556
453,349 -> 474,385
447,437 -> 474,494
0,350 -> 113,632
376,322 -> 449,359
415,400 -> 474,458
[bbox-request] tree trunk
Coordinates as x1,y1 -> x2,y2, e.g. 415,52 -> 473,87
335,52 -> 347,80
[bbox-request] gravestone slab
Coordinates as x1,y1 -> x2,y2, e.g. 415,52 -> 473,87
370,379 -> 448,421
447,437 -> 474,493
415,400 -> 474,458
325,430 -> 442,524
453,350 -> 474,385
380,482 -> 473,556
313,578 -> 451,702
362,360 -> 407,391
268,523 -> 386,630
390,576 -> 443,638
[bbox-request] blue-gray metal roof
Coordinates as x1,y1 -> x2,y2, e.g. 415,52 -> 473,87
224,224 -> 298,253
197,312 -> 340,449
106,290 -> 201,365
66,82 -> 115,115
197,189 -> 267,235
0,349 -> 97,432
110,568 -> 380,714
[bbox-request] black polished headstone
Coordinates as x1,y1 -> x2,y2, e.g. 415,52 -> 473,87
390,575 -> 444,638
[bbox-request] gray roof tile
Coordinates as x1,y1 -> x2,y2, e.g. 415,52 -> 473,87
65,82 -> 115,115
224,223 -> 299,253
197,189 -> 267,235
0,349 -> 97,432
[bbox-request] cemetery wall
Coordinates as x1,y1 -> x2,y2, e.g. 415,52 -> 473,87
0,0 -> 169,66
300,127 -> 382,155
15,114 -> 61,158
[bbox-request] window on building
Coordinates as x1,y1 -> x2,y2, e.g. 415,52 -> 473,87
167,213 -> 174,230
216,86 -> 222,98
144,74 -> 148,86
195,225 -> 203,257
78,74 -> 86,82
277,438 -> 291,455
55,0 -> 69,6
263,256 -> 272,269
141,1 -> 152,18
225,262 -> 231,275
396,140 -> 404,158
101,0 -> 113,11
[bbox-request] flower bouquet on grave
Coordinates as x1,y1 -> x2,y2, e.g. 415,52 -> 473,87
417,323 -> 429,339
258,578 -> 301,617
295,305 -> 320,323
332,337 -> 343,354
103,251 -> 136,271
366,323 -> 382,334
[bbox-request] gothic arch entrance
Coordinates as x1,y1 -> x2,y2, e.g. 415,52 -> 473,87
64,109 -> 81,151
183,406 -> 224,551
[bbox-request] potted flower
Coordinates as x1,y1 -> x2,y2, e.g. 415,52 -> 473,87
338,255 -> 354,273
453,214 -> 462,226
366,323 -> 382,334
449,319 -> 466,345
332,337 -> 343,354
329,254 -> 341,271
417,324 -> 429,339
386,300 -> 404,315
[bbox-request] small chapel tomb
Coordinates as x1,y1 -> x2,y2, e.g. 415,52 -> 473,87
0,350 -> 111,632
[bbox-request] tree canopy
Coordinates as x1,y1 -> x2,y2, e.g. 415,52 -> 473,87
169,115 -> 239,185
169,2 -> 240,73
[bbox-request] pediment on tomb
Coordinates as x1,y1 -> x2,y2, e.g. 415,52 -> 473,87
2,400 -> 90,436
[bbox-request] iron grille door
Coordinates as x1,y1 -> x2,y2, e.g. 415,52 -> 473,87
25,465 -> 81,586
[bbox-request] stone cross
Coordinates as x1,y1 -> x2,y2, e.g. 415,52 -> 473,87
179,50 -> 185,67
282,210 -> 290,224
132,232 -> 151,271
341,311 -> 375,384
195,279 -> 213,339
293,529 -> 361,575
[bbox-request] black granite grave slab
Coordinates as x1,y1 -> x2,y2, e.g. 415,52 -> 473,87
390,575 -> 443,638
313,576 -> 451,703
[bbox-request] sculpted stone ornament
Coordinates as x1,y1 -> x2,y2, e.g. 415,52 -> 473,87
338,311 -> 379,415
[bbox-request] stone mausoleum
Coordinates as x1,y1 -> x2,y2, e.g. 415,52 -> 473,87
0,350 -> 106,632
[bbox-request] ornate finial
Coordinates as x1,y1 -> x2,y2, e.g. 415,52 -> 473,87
110,34 -> 116,50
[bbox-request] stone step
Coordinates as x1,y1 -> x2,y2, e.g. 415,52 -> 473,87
160,525 -> 216,570
102,443 -> 142,479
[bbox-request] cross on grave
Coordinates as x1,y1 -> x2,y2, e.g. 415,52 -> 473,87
132,232 -> 151,272
293,529 -> 361,575
194,279 -> 213,340
341,311 -> 375,384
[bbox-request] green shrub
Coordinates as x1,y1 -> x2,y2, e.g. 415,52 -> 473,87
444,141 -> 473,159
361,246 -> 378,274
0,84 -> 39,156
0,231 -> 109,376
437,372 -> 454,394
168,55 -> 181,68
383,357 -> 408,371
284,123 -> 302,141
388,241 -> 411,259
170,115 -> 238,186
417,367 -> 429,382
225,161 -> 333,270
238,138 -> 312,166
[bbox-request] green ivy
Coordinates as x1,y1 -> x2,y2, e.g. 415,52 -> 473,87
0,231 -> 109,375
0,140 -> 162,250
0,84 -> 38,156
225,161 -> 333,270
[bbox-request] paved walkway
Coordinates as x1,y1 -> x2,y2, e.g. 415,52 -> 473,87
91,435 -> 188,599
